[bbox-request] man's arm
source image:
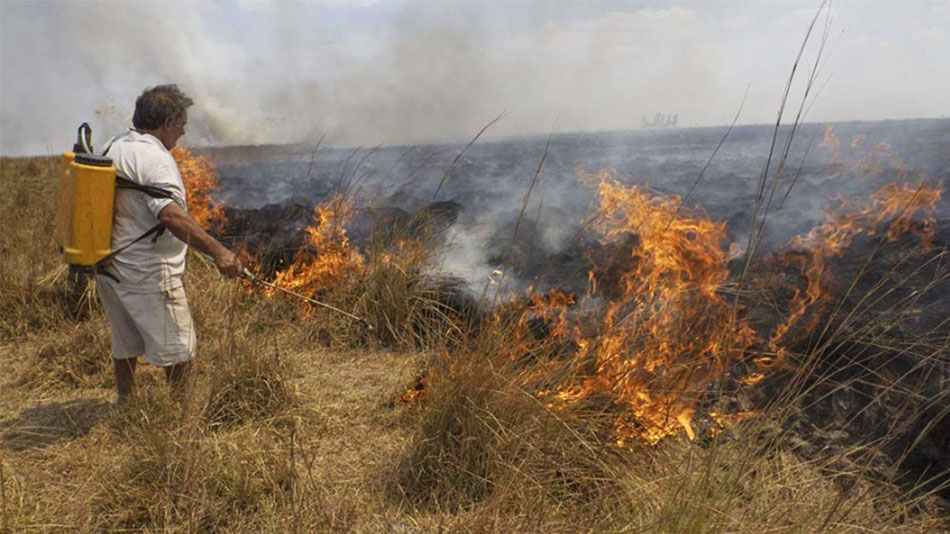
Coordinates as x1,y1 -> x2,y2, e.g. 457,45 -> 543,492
157,203 -> 243,278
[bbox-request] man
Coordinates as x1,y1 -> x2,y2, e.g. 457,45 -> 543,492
97,84 -> 243,403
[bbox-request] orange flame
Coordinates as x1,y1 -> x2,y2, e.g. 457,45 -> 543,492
171,147 -> 226,229
821,124 -> 841,164
543,171 -> 759,446
516,160 -> 939,446
515,289 -> 575,344
767,138 -> 943,362
267,193 -> 365,302
399,133 -> 942,449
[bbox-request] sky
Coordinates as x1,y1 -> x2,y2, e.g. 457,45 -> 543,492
1,0 -> 948,156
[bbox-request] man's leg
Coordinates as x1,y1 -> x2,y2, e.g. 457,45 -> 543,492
157,284 -> 196,399
98,277 -> 146,405
114,357 -> 138,404
164,360 -> 191,398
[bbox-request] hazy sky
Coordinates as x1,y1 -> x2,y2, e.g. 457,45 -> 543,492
1,0 -> 948,156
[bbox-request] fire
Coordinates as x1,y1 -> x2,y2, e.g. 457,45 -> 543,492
171,147 -> 226,229
267,193 -> 365,301
821,124 -> 841,164
364,127 -> 942,449
541,172 -> 759,446
170,147 -> 366,305
398,373 -> 428,408
515,289 -> 574,344
766,132 -> 943,364
505,152 -> 940,446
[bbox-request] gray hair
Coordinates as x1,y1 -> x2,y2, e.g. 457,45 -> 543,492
132,85 -> 194,129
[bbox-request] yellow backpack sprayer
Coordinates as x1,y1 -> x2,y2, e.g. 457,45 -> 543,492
55,123 -> 174,281
54,123 -> 372,328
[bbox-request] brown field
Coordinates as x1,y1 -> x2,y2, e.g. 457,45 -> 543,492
1,154 -> 947,533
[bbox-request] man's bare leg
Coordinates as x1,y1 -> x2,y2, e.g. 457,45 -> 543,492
164,361 -> 191,399
114,357 -> 137,404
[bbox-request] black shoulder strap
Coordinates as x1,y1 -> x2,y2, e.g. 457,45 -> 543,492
95,223 -> 166,268
93,223 -> 167,283
115,175 -> 176,200
95,175 -> 176,283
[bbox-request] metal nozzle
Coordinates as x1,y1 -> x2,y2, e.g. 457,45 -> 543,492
241,269 -> 372,330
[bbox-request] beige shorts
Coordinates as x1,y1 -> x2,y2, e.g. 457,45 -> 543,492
96,277 -> 196,367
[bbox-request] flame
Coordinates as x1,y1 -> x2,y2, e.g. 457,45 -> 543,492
516,161 -> 939,446
541,172 -> 759,446
821,124 -> 841,164
397,374 -> 428,408
171,147 -> 226,229
395,134 -> 942,449
767,139 -> 943,361
267,193 -> 365,302
515,289 -> 575,344
739,372 -> 766,386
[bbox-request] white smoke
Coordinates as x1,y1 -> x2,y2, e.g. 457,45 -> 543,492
1,1 -> 948,156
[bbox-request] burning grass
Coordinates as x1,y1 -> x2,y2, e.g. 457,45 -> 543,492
2,113 -> 948,530
393,342 -> 947,532
171,147 -> 226,230
539,173 -> 760,446
386,132 -> 948,529
236,191 -> 478,351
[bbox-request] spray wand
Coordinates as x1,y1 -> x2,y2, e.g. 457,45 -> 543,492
197,251 -> 372,329
240,268 -> 373,330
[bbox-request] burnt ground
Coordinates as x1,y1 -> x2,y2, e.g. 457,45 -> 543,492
203,119 -> 949,501
212,200 -> 949,502
740,222 -> 950,499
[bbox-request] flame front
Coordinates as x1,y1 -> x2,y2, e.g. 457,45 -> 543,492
766,130 -> 942,366
172,147 -> 226,229
267,193 -> 365,300
540,172 -> 759,446
504,146 -> 941,447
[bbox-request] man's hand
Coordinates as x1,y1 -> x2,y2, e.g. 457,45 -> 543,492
214,249 -> 244,279
158,203 -> 246,278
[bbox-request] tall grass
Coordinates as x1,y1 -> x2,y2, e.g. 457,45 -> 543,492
1,157 -> 88,338
382,5 -> 948,532
3,150 -> 947,532
2,7 -> 947,525
389,293 -> 948,531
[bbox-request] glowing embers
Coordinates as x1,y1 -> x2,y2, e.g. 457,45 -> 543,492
267,193 -> 365,302
540,172 -> 759,446
171,147 -> 226,229
515,289 -> 575,344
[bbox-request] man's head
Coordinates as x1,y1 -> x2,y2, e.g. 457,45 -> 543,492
132,85 -> 193,149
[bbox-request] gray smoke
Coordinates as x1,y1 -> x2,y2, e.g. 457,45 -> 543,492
3,2 -> 948,156
6,0 -> 948,295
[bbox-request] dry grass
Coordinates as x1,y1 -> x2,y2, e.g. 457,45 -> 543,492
2,142 -> 947,534
388,313 -> 948,533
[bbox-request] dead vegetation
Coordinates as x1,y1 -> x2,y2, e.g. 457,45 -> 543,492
1,117 -> 947,532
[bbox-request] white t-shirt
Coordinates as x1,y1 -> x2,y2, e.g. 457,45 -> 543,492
105,130 -> 189,293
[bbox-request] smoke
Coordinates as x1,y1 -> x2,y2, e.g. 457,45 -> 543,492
212,115 -> 949,293
4,1 -> 948,156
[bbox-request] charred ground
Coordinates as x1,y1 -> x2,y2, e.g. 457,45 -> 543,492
2,118 -> 948,532
206,118 -> 949,499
